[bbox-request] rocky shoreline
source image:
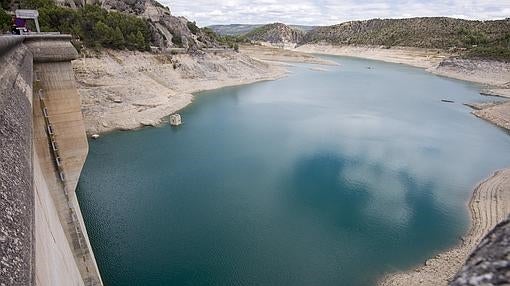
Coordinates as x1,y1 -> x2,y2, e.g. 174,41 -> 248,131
74,49 -> 288,134
378,169 -> 510,286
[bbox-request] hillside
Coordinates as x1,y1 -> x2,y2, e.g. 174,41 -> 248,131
4,0 -> 221,51
101,0 -> 219,50
209,23 -> 315,36
301,17 -> 510,60
244,23 -> 305,45
208,24 -> 264,36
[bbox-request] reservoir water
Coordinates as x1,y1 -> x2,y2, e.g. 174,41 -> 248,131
78,56 -> 510,286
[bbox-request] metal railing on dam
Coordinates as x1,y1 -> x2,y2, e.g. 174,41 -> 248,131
0,35 -> 103,286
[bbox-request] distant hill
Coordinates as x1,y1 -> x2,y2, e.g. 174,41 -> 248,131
291,25 -> 316,33
244,23 -> 305,44
209,23 -> 316,36
301,17 -> 510,60
208,24 -> 264,36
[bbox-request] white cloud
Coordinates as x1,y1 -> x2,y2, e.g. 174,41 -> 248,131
160,0 -> 510,26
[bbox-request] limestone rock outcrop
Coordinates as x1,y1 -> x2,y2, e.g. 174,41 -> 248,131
100,0 -> 219,50
450,218 -> 510,286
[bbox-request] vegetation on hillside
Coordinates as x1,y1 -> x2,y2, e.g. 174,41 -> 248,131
0,8 -> 10,32
463,30 -> 510,60
18,0 -> 151,51
202,27 -> 248,51
302,17 -> 510,61
208,24 -> 316,36
244,23 -> 304,43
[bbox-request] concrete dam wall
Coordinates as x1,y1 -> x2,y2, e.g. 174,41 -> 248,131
0,35 -> 102,286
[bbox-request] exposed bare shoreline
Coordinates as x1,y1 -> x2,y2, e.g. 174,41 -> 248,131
74,50 -> 289,135
379,169 -> 510,286
292,44 -> 510,87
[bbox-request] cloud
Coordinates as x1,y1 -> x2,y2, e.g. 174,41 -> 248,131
158,0 -> 510,26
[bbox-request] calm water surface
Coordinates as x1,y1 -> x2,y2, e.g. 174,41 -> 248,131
78,56 -> 510,286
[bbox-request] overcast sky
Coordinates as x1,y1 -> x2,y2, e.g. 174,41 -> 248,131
159,0 -> 510,27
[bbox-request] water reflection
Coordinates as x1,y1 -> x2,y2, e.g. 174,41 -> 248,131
282,152 -> 459,285
78,56 -> 510,286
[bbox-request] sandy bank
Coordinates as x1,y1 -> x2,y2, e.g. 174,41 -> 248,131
73,50 -> 287,134
293,44 -> 447,68
293,44 -> 510,87
431,58 -> 510,87
378,169 -> 510,286
472,102 -> 510,131
240,44 -> 338,66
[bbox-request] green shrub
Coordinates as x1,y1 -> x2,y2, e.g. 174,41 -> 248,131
186,21 -> 199,35
201,27 -> 249,48
20,0 -> 150,51
1,0 -> 10,10
171,32 -> 182,46
0,8 -> 10,32
468,46 -> 510,61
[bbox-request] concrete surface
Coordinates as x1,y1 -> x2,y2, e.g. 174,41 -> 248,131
0,37 -> 34,286
0,35 -> 102,286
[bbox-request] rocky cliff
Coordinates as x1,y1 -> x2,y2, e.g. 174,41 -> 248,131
100,0 -> 218,50
450,217 -> 510,286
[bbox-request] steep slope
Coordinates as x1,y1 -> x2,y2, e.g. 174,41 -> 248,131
245,23 -> 305,45
301,17 -> 510,59
101,0 -> 218,50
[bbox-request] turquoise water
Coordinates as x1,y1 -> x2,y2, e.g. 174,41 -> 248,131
78,56 -> 510,286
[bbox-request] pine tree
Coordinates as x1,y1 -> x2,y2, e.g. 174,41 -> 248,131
112,26 -> 125,49
94,21 -> 114,47
135,30 -> 146,50
126,32 -> 137,50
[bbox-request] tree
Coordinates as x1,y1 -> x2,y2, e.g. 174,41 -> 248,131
135,30 -> 146,50
186,21 -> 199,35
126,32 -> 137,50
94,21 -> 113,47
112,26 -> 125,49
20,1 -> 150,51
171,32 -> 182,46
0,8 -> 10,33
1,0 -> 10,10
